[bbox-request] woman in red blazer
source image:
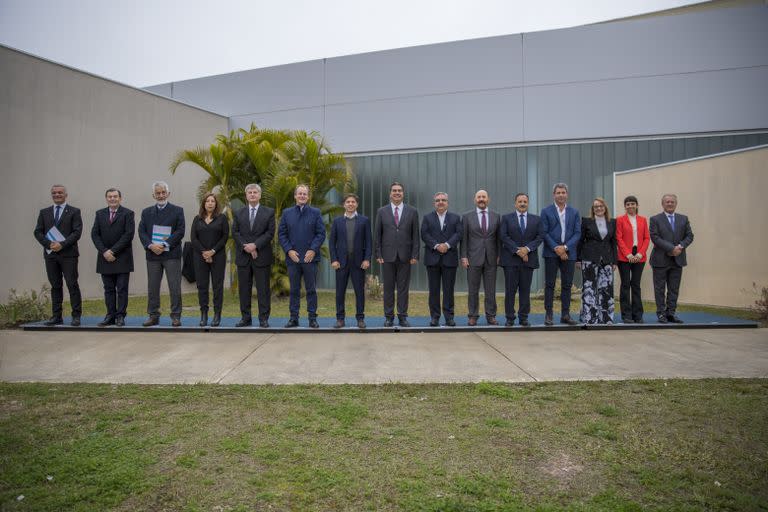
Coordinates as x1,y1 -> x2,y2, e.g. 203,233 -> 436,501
615,195 -> 650,323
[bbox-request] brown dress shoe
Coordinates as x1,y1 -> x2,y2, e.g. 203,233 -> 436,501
142,317 -> 159,327
334,319 -> 345,329
486,317 -> 498,325
171,318 -> 182,327
468,318 -> 477,326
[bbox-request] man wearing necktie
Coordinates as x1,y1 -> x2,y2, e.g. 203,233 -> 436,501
649,193 -> 694,323
33,184 -> 83,326
91,188 -> 135,327
461,189 -> 501,326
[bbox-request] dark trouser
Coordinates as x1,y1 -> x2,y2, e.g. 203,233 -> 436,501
503,265 -> 534,321
237,262 -> 271,322
45,256 -> 81,319
618,261 -> 645,321
287,262 -> 318,320
147,258 -> 182,319
544,257 -> 575,316
426,265 -> 457,320
193,252 -> 226,313
652,265 -> 683,317
467,263 -> 498,320
382,259 -> 412,319
335,262 -> 366,320
101,272 -> 129,318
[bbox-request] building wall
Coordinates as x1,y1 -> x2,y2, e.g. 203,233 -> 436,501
614,145 -> 768,308
0,46 -> 229,302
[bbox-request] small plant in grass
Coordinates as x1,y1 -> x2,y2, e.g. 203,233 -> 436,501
366,274 -> 382,300
0,285 -> 50,327
747,282 -> 768,321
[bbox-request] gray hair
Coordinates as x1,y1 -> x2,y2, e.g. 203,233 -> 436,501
51,184 -> 67,192
295,184 -> 310,194
661,193 -> 678,202
152,181 -> 170,193
245,183 -> 261,193
552,182 -> 568,193
433,191 -> 449,200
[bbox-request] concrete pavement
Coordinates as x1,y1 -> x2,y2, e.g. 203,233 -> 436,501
1,328 -> 766,384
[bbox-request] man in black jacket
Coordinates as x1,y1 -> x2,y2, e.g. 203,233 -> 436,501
33,184 -> 83,326
91,188 -> 135,327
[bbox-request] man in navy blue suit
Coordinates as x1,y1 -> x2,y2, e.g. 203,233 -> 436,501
329,193 -> 372,329
421,191 -> 462,327
500,193 -> 542,327
540,183 -> 581,326
278,184 -> 326,328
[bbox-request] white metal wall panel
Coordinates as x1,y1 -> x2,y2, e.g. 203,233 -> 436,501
229,107 -> 324,134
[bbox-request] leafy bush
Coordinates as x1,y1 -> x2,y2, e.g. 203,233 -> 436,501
0,285 -> 50,327
366,275 -> 382,300
748,282 -> 768,321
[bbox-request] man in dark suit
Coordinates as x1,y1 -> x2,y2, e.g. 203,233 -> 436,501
91,188 -> 135,327
461,189 -> 501,326
279,184 -> 326,328
137,181 -> 185,327
649,193 -> 694,324
421,191 -> 462,327
232,183 -> 275,328
540,182 -> 581,326
374,181 -> 420,327
33,184 -> 83,326
499,193 -> 542,327
330,193 -> 372,329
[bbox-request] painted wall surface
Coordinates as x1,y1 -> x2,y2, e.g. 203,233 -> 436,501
146,5 -> 768,153
614,146 -> 768,308
0,46 -> 229,304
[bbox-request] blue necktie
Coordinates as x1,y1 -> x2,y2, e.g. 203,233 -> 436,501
54,205 -> 62,225
668,214 -> 675,231
519,214 -> 525,232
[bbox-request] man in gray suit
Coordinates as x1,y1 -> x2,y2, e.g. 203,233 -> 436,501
649,193 -> 694,324
461,189 -> 501,326
374,181 -> 420,327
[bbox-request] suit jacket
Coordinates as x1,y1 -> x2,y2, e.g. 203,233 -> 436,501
329,214 -> 372,269
649,212 -> 694,268
577,217 -> 617,265
421,211 -> 462,267
232,204 -> 275,267
460,209 -> 500,267
499,212 -> 542,268
278,204 -> 326,265
615,214 -> 650,263
138,202 -> 185,260
91,206 -> 135,274
374,204 -> 420,262
540,204 -> 581,260
34,204 -> 83,259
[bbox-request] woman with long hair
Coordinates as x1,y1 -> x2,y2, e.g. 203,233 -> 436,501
615,195 -> 650,323
578,197 -> 617,324
190,193 -> 229,326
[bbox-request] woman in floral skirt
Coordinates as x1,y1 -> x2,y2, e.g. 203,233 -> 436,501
578,197 -> 617,324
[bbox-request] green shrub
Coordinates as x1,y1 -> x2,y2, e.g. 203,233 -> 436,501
0,285 -> 50,327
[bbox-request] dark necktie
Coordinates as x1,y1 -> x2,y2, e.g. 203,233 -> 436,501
668,214 -> 675,231
109,210 -> 116,223
394,206 -> 400,227
54,205 -> 62,225
250,207 -> 256,229
519,214 -> 525,232
481,210 -> 487,234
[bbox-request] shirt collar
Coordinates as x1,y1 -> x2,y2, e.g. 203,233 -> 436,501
344,212 -> 358,219
476,207 -> 487,214
555,203 -> 567,213
53,203 -> 67,210
391,202 -> 402,210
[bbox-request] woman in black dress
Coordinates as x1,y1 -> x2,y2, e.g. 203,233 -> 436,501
578,197 -> 617,324
191,193 -> 229,326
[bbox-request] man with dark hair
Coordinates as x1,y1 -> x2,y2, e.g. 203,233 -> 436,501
374,181 -> 420,327
33,184 -> 83,326
91,188 -> 135,327
330,193 -> 372,329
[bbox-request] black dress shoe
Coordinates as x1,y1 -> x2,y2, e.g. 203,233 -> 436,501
44,317 -> 64,326
622,318 -> 634,324
70,317 -> 81,327
487,317 -> 498,326
446,318 -> 456,327
544,314 -> 553,326
667,315 -> 684,324
143,316 -> 159,327
285,318 -> 299,328
429,318 -> 439,327
519,319 -> 531,327
98,316 -> 115,327
259,320 -> 269,328
560,315 -> 577,326
171,318 -> 182,327
383,318 -> 394,327
467,318 -> 477,326
309,319 -> 319,329
634,318 -> 644,324
199,311 -> 208,327
115,316 -> 125,327
334,319 -> 345,329
236,318 -> 252,327
399,318 -> 411,327
357,319 -> 366,329
211,313 -> 221,327
504,319 -> 514,327
657,315 -> 668,324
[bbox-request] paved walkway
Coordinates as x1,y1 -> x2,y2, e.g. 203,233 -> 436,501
1,328 -> 766,384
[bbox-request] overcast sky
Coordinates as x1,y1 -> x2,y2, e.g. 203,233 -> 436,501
0,0 -> 702,88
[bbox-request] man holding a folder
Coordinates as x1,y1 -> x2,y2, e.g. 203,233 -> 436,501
33,184 -> 83,326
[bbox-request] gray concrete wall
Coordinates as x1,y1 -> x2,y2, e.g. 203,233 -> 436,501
0,46 -> 229,304
146,5 -> 768,153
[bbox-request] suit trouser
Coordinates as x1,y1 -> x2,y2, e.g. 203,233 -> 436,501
426,265 -> 457,320
618,261 -> 645,321
335,262 -> 366,320
193,253 -> 226,313
287,262 -> 319,320
543,257 -> 575,316
382,258 -> 411,319
652,265 -> 683,316
45,256 -> 81,319
503,265 -> 534,321
147,258 -> 182,319
237,262 -> 271,322
100,272 -> 129,318
466,263 -> 497,319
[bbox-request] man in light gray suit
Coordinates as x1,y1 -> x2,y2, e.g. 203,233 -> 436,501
461,189 -> 501,326
374,181 -> 420,327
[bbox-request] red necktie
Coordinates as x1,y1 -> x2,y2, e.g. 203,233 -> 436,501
109,210 -> 116,223
481,210 -> 487,234
394,206 -> 400,227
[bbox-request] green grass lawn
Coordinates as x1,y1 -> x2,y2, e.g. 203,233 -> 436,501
1,380 -> 767,511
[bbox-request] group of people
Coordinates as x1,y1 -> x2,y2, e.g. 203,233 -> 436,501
33,180 -> 693,328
